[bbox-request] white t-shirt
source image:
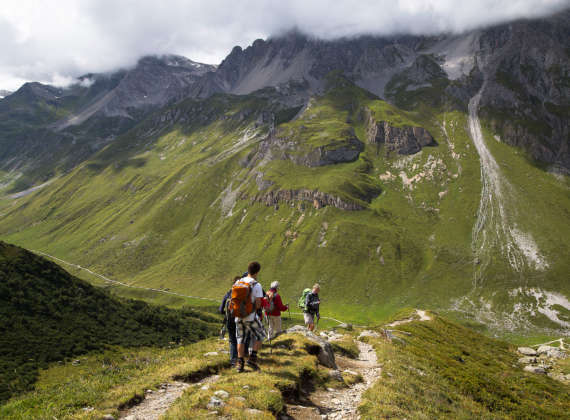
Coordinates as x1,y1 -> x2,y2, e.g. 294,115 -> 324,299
235,276 -> 263,322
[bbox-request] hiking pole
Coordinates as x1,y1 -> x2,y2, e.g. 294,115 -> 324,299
264,312 -> 272,355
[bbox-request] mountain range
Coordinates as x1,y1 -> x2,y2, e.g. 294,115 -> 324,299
0,8 -> 568,336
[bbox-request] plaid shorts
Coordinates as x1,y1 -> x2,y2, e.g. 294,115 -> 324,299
235,317 -> 266,344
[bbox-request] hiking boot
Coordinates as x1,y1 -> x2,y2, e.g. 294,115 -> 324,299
236,358 -> 245,373
230,358 -> 237,367
246,357 -> 260,371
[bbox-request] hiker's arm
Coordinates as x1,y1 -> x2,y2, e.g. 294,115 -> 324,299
219,293 -> 228,314
275,294 -> 288,311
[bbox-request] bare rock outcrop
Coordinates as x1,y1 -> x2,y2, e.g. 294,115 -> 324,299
244,188 -> 364,211
364,108 -> 436,155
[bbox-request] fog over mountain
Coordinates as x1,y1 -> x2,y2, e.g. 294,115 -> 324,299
0,0 -> 568,89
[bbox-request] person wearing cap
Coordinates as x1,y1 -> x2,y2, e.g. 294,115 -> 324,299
264,281 -> 289,339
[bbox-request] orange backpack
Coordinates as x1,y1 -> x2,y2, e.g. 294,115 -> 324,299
230,279 -> 256,318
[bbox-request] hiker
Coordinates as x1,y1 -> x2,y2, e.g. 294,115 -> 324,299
264,281 -> 289,339
231,261 -> 266,372
303,283 -> 321,331
219,276 -> 241,366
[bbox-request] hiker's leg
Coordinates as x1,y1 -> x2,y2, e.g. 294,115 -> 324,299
235,320 -> 246,358
268,316 -> 278,339
228,321 -> 237,363
304,313 -> 314,330
275,316 -> 282,334
250,318 -> 266,353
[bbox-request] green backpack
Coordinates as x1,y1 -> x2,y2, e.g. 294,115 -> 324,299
298,288 -> 312,311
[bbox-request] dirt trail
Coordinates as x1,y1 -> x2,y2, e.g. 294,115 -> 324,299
286,339 -> 381,420
120,382 -> 189,420
120,374 -> 221,420
386,309 -> 432,327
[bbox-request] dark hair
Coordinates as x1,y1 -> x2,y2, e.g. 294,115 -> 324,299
232,276 -> 241,284
248,261 -> 261,275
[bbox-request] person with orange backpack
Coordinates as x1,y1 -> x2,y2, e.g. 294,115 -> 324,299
264,281 -> 289,339
230,261 -> 266,372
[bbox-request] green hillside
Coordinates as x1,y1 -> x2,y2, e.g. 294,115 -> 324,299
1,310 -> 568,419
0,241 -> 218,403
0,76 -> 568,336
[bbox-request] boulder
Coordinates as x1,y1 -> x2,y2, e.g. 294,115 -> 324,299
517,347 -> 537,356
537,345 -> 566,359
328,370 -> 343,381
206,396 -> 225,410
214,390 -> 230,400
102,415 -> 115,420
358,330 -> 380,339
204,352 -> 218,357
286,326 -> 337,369
518,356 -> 537,364
524,365 -> 547,374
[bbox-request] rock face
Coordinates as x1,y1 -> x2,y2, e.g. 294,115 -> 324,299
286,325 -> 337,369
365,109 -> 436,155
293,135 -> 364,167
246,188 -> 364,211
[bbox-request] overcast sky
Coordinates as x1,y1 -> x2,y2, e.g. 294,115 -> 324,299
0,0 -> 568,90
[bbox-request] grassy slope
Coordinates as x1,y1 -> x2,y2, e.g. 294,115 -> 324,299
0,333 -> 348,420
359,312 -> 570,419
2,312 -> 567,419
0,241 -> 218,403
0,79 -> 568,335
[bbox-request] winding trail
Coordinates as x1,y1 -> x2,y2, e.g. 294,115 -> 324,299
287,338 -> 381,420
467,86 -> 547,284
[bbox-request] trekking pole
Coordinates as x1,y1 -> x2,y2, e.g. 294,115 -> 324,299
264,312 -> 272,354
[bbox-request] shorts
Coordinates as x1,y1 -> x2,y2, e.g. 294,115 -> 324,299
304,312 -> 315,325
235,317 -> 266,344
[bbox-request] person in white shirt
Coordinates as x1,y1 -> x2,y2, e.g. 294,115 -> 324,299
235,261 -> 266,372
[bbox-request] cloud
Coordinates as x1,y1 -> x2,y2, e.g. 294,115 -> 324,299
0,0 -> 567,90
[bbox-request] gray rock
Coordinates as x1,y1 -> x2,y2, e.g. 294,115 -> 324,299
517,347 -> 537,356
286,326 -> 337,369
358,330 -> 380,339
214,390 -> 230,400
337,323 -> 353,330
246,408 -> 264,415
204,352 -> 218,357
524,365 -> 547,374
537,345 -> 566,359
206,396 -> 225,410
234,396 -> 246,402
328,370 -> 343,381
518,356 -> 537,364
102,415 -> 115,420
364,109 -> 436,155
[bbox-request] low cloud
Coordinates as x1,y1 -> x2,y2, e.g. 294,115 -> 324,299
0,0 -> 567,90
